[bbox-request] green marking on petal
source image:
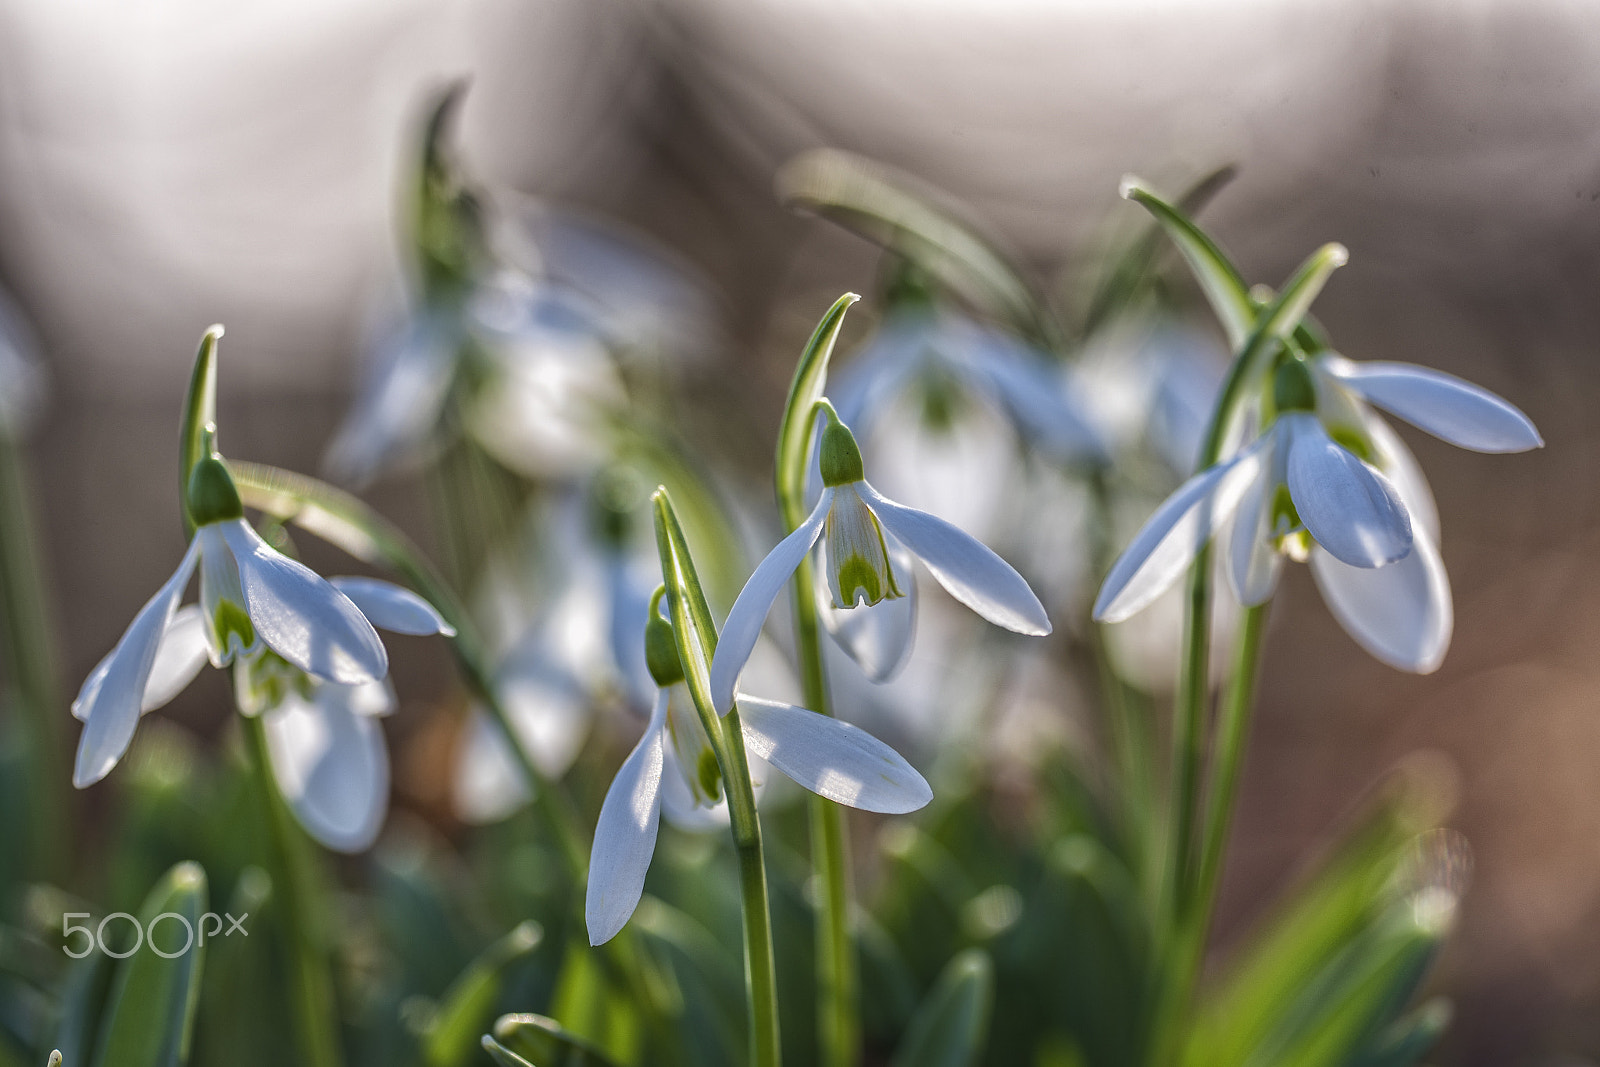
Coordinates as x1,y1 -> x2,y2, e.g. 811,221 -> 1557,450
1325,422 -> 1376,465
696,747 -> 723,806
835,555 -> 884,607
212,598 -> 257,664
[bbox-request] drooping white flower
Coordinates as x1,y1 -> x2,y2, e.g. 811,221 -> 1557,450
709,405 -> 1051,706
586,597 -> 932,946
1094,354 -> 1540,673
73,456 -> 388,787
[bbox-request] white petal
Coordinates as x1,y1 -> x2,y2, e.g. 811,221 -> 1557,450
1323,356 -> 1542,453
498,648 -> 592,779
198,524 -> 253,666
141,605 -> 211,713
1092,435 -> 1270,623
586,692 -> 668,945
328,577 -> 455,636
1310,535 -> 1452,674
707,490 -> 831,713
736,696 -> 931,814
1363,411 -> 1441,545
860,482 -> 1050,636
220,520 -> 389,685
816,536 -> 916,682
263,686 -> 390,853
452,709 -> 532,824
1284,414 -> 1413,568
1224,459 -> 1284,607
72,541 -> 201,787
324,314 -> 458,487
958,323 -> 1109,463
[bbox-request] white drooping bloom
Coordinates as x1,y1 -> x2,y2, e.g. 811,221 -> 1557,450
70,456 -> 456,852
708,406 -> 1051,706
585,602 -> 932,946
1094,354 -> 1541,673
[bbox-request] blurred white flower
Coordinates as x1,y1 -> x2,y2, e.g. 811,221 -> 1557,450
710,405 -> 1050,703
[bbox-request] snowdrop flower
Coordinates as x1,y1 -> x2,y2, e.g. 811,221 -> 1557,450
1094,354 -> 1540,672
709,404 -> 1050,704
586,595 -> 932,945
834,303 -> 1106,477
71,457 -> 392,788
76,497 -> 453,852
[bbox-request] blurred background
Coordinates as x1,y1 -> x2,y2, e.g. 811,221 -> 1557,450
1,0 -> 1597,1062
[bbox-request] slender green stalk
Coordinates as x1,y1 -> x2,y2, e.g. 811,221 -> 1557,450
654,490 -> 780,1067
241,714 -> 345,1067
1194,603 -> 1269,931
772,295 -> 862,1067
0,431 -> 66,880
227,462 -> 681,1054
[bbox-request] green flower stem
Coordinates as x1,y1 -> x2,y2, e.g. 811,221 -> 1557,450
1163,243 -> 1350,933
1194,603 -> 1269,931
654,490 -> 780,1067
225,463 -> 679,1049
774,295 -> 862,1067
0,431 -> 66,880
241,714 -> 345,1067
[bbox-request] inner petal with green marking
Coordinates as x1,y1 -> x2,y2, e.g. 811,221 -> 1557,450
824,486 -> 904,609
665,683 -> 722,807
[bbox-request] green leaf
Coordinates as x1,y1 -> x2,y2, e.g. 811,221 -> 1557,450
777,149 -> 1052,345
1185,777 -> 1446,1067
773,293 -> 859,529
91,861 -> 208,1067
1118,178 -> 1254,350
889,949 -> 994,1067
422,922 -> 543,1067
1080,165 -> 1238,338
490,1013 -> 621,1067
178,327 -> 223,536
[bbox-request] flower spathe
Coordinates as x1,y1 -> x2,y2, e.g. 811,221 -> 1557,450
1094,353 -> 1540,673
585,603 -> 933,946
709,406 -> 1051,709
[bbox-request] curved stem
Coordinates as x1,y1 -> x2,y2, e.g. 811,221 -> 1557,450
654,490 -> 781,1067
773,296 -> 862,1067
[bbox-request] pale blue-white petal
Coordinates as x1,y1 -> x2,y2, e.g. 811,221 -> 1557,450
831,313 -> 929,432
220,520 -> 388,685
1284,413 -> 1413,569
1092,434 -> 1271,623
1224,452 -> 1283,608
73,540 -> 201,787
586,691 -> 668,946
958,323 -> 1109,463
328,576 -> 456,636
816,535 -> 916,682
263,685 -> 390,852
736,696 -> 931,814
324,314 -> 458,487
453,709 -> 531,824
658,742 -> 733,832
142,605 -> 211,713
1310,534 -> 1452,673
708,490 -> 831,713
1323,356 -> 1542,453
1363,410 -> 1440,545
860,482 -> 1050,636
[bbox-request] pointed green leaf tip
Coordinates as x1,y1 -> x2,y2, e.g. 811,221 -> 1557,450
1273,358 -> 1318,414
644,587 -> 685,687
816,402 -> 865,487
186,456 -> 243,526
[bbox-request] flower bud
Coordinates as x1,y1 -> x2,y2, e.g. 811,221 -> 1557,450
1272,357 -> 1318,415
818,408 -> 865,487
186,456 -> 244,526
